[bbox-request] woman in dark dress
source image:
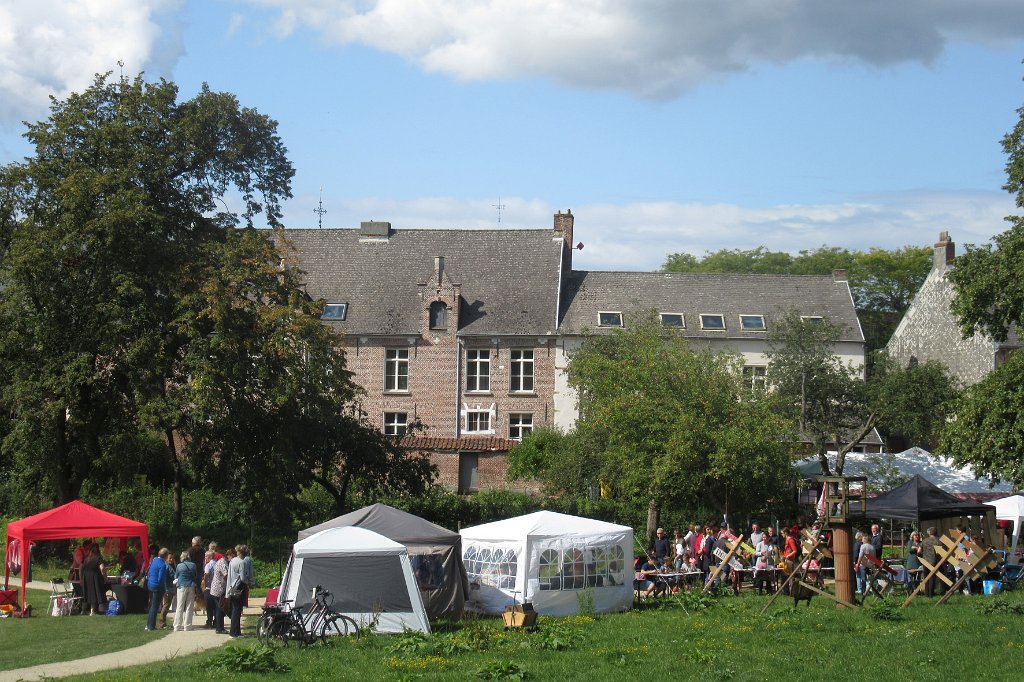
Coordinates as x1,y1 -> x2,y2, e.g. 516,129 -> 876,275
81,544 -> 106,616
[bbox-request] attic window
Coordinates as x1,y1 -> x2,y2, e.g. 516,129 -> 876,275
429,301 -> 448,330
660,313 -> 685,328
321,303 -> 347,321
699,314 -> 725,330
739,315 -> 766,331
801,315 -> 824,325
598,311 -> 623,327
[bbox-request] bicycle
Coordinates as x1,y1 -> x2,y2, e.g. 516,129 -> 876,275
259,586 -> 359,647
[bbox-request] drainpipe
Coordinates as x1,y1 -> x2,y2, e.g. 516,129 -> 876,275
456,336 -> 463,438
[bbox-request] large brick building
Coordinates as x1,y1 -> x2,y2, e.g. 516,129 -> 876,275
285,211 -> 871,492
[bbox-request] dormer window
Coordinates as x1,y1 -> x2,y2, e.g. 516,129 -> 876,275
429,301 -> 448,330
801,316 -> 824,325
699,314 -> 725,330
598,311 -> 623,327
739,315 -> 766,331
660,313 -> 685,328
321,303 -> 347,321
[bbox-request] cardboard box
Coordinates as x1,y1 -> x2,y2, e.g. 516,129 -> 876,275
502,602 -> 537,629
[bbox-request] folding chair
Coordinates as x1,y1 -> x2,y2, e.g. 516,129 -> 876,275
49,577 -> 82,616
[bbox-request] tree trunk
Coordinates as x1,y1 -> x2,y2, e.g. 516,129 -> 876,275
53,406 -> 73,504
163,428 -> 183,531
646,498 -> 659,548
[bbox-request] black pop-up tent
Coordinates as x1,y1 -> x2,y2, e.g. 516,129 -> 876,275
866,475 -> 997,543
866,475 -> 994,521
299,504 -> 468,621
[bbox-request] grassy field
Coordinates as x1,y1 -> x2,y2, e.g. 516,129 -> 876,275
30,588 -> 1024,682
0,588 -> 170,671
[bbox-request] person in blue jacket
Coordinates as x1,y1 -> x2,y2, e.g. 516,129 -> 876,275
145,547 -> 169,631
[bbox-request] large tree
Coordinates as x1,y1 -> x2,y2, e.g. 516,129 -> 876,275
941,92 -> 1024,483
766,311 -> 958,476
0,73 -> 432,523
514,315 -> 796,532
663,245 -> 931,350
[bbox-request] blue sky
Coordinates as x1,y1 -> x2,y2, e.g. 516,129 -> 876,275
2,1 -> 1023,270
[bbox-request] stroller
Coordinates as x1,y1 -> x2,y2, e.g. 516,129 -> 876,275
999,561 -> 1024,591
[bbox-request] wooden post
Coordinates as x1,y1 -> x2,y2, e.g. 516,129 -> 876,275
833,524 -> 855,606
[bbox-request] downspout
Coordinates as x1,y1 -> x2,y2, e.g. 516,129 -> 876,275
456,336 -> 463,438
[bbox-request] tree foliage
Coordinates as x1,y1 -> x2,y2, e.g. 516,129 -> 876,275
0,73 -> 432,524
663,245 -> 931,350
940,352 -> 1024,487
516,315 -> 796,526
766,311 -> 958,475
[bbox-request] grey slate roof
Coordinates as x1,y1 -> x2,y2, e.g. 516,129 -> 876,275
559,271 -> 864,341
281,228 -> 563,336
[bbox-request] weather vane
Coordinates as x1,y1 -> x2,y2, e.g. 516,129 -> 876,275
313,187 -> 327,229
493,197 -> 506,224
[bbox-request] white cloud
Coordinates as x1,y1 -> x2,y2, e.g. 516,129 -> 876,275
287,189 -> 1017,271
0,0 -> 182,126
244,0 -> 1024,98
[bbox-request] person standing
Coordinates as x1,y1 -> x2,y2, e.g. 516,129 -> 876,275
210,549 -> 231,634
226,548 -> 245,638
653,528 -> 670,563
749,523 -> 764,547
159,553 -> 176,628
145,548 -> 169,631
921,527 -> 940,597
203,550 -> 217,629
870,524 -> 883,560
173,550 -> 198,631
238,545 -> 255,608
81,543 -> 106,616
855,532 -> 877,596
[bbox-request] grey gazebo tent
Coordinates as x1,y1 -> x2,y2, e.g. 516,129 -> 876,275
299,504 -> 469,621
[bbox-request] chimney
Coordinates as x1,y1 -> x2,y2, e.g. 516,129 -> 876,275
832,269 -> 848,282
359,220 -> 391,238
934,231 -> 955,270
554,209 -> 574,248
434,256 -> 445,286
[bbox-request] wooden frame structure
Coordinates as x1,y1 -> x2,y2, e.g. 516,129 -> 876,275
902,530 -> 999,607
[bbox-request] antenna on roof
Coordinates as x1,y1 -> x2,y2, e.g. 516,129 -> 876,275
313,187 -> 327,229
493,197 -> 506,224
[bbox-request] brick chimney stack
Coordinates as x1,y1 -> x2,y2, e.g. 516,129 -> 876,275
934,231 -> 955,270
832,269 -> 848,282
554,209 -> 574,270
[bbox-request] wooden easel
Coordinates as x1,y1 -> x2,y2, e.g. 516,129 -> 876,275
761,527 -> 859,612
703,534 -> 745,593
902,530 -> 998,607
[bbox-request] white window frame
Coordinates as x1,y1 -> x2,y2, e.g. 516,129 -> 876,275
383,411 -> 408,436
321,303 -> 347,320
508,413 -> 534,440
466,349 -> 491,393
739,314 -> 766,331
801,315 -> 824,325
384,348 -> 409,392
510,349 -> 535,393
465,410 -> 491,434
699,313 -> 726,330
598,311 -> 623,327
742,365 -> 768,392
660,312 -> 685,328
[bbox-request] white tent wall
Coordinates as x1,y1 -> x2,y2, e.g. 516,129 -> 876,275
461,511 -> 633,616
279,528 -> 430,634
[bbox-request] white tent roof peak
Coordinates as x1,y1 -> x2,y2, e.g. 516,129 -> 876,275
986,494 -> 1024,521
294,526 -> 406,557
460,510 -> 631,540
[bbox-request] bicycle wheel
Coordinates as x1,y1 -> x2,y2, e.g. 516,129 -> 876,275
320,614 -> 360,643
261,616 -> 293,647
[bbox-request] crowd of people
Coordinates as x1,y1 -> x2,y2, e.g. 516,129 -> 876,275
66,536 -> 254,636
635,519 -> 981,601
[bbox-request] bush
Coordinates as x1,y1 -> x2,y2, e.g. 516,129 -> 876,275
209,644 -> 290,673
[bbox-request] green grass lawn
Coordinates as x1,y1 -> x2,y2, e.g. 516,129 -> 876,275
0,588 -> 170,671
46,588 -> 1024,682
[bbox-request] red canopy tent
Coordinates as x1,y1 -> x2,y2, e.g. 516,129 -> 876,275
3,500 -> 149,610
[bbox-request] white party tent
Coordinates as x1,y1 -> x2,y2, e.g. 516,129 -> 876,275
279,526 -> 430,633
987,494 -> 1024,565
460,510 -> 633,616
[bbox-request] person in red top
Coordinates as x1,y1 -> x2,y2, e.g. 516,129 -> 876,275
780,527 -> 800,595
